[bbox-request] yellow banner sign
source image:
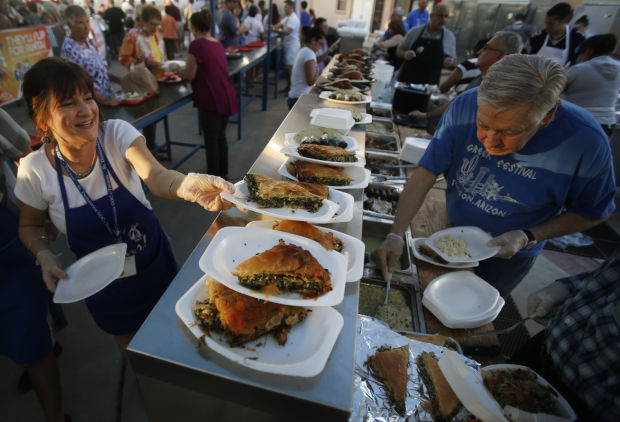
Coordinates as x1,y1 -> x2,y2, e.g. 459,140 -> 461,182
0,26 -> 52,105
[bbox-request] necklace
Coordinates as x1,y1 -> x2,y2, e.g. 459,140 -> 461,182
55,145 -> 98,179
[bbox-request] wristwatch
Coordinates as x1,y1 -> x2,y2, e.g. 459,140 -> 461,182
522,229 -> 537,249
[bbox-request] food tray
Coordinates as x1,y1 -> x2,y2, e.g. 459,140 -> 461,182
365,117 -> 397,137
365,133 -> 401,153
363,182 -> 402,220
119,93 -> 156,105
365,151 -> 407,177
245,40 -> 266,47
226,46 -> 252,52
359,278 -> 420,332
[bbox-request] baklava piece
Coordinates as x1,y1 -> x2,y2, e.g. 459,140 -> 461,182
367,345 -> 410,415
272,220 -> 344,252
416,352 -> 462,421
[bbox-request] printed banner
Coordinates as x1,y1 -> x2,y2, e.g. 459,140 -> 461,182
0,26 -> 52,106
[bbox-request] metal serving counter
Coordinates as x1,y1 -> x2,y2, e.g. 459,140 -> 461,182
126,92 -> 366,421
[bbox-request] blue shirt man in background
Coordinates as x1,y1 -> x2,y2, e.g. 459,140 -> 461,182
406,0 -> 429,28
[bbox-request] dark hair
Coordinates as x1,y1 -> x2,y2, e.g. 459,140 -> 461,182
164,5 -> 174,15
190,9 -> 212,32
284,0 -> 293,6
301,25 -> 324,44
301,1 -> 307,8
546,2 -> 572,21
140,4 -> 161,23
258,0 -> 264,6
22,56 -> 97,131
248,4 -> 258,17
575,15 -> 589,26
578,33 -> 617,57
514,13 -> 526,21
473,37 -> 490,54
270,4 -> 280,24
388,19 -> 406,36
314,17 -> 326,28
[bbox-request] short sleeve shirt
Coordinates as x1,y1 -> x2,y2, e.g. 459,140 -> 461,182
289,46 -> 316,99
61,38 -> 112,97
219,9 -> 240,47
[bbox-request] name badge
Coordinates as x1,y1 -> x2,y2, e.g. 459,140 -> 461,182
118,254 -> 137,279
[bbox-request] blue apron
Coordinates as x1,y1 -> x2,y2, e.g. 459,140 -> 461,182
0,203 -> 53,365
55,140 -> 177,335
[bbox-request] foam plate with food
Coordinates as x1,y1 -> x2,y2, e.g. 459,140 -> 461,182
278,158 -> 370,190
246,220 -> 365,282
280,146 -> 365,167
319,90 -> 371,105
284,132 -> 359,151
411,238 -> 478,269
175,274 -> 344,377
425,226 -> 500,263
198,227 -> 348,307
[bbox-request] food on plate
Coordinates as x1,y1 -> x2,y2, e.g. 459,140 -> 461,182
417,244 -> 449,264
287,160 -> 353,186
369,107 -> 392,118
366,134 -> 397,151
298,143 -> 357,163
232,240 -> 332,298
341,58 -> 366,68
244,173 -> 328,212
118,91 -> 142,100
366,344 -> 410,415
432,235 -> 471,258
351,110 -> 363,122
194,280 -> 308,346
328,89 -> 366,102
272,220 -> 344,252
416,352 -> 462,421
320,78 -> 357,91
294,127 -> 347,149
403,334 -> 459,351
342,70 -> 368,81
482,368 -> 561,416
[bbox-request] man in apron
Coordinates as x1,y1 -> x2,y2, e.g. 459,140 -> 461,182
395,3 -> 456,85
530,2 -> 585,68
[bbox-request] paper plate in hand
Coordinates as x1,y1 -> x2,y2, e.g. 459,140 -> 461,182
53,243 -> 127,303
425,226 -> 500,263
247,220 -> 365,282
278,158 -> 370,190
411,238 -> 478,269
319,90 -> 371,105
175,274 -> 344,377
280,146 -> 365,167
198,227 -> 347,306
284,132 -> 359,151
220,180 -> 339,224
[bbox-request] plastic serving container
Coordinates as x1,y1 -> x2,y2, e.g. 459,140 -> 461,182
310,108 -> 355,134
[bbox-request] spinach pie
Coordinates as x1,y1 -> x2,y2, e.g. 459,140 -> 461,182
286,160 -> 353,186
297,144 -> 358,163
244,173 -> 328,212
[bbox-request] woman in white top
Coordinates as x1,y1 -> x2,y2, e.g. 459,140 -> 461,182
287,25 -> 324,109
243,5 -> 264,44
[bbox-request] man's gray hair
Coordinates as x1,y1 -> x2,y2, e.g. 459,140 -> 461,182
432,3 -> 448,13
478,55 -> 567,123
64,5 -> 87,25
394,7 -> 404,16
494,30 -> 522,55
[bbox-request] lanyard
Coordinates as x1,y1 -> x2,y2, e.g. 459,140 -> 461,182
55,140 -> 122,243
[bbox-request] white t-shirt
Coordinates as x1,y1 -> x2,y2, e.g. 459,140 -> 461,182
243,16 -> 264,44
281,12 -> 300,66
15,119 -> 152,235
289,46 -> 316,99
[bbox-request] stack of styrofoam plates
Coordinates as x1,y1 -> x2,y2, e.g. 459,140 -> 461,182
422,271 -> 504,329
309,108 -> 355,134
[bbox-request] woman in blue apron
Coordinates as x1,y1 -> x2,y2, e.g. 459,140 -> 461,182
15,56 -> 236,350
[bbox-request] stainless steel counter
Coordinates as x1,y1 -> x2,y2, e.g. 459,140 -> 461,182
127,89 -> 367,421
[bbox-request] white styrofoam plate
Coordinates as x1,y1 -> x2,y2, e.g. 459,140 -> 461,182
319,90 -> 371,105
175,275 -> 344,377
425,226 -> 500,263
246,220 -> 365,282
327,188 -> 354,223
423,271 -> 500,322
422,295 -> 503,329
411,238 -> 479,269
284,132 -> 359,151
53,243 -> 127,303
278,158 -> 370,190
309,108 -> 355,134
198,227 -> 347,306
354,112 -> 372,124
220,180 -> 339,224
481,364 -> 577,421
281,146 -> 366,167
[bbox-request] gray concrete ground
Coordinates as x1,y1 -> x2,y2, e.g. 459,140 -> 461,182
1,54 -> 618,421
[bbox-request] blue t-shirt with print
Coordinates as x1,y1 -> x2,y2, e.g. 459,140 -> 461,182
418,89 -> 616,256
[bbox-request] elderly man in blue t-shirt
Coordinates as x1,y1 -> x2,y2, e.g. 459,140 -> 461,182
376,54 -> 616,297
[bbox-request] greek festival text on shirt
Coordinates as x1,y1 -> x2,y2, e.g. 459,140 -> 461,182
418,89 -> 616,257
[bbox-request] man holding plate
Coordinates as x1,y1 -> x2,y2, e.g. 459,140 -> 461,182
376,54 -> 615,297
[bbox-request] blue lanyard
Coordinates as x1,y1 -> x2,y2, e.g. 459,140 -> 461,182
55,140 -> 122,243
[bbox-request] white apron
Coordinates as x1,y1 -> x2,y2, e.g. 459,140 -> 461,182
537,25 -> 571,67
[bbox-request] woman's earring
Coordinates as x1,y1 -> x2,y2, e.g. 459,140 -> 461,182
41,132 -> 52,144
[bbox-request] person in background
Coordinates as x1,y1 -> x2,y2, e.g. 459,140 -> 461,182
308,9 -> 315,25
502,12 -> 534,47
162,5 -> 178,60
258,0 -> 267,21
313,17 -> 340,76
61,5 -> 120,106
439,37 -> 488,93
376,19 -> 407,70
299,0 -> 310,27
97,2 -> 105,18
16,56 -> 235,353
243,5 -> 264,44
232,1 -> 245,45
377,55 -> 615,298
103,0 -> 126,57
0,0 -> 15,29
287,25 -> 323,110
377,6 -> 408,42
118,4 -> 167,156
273,0 -> 300,94
176,9 -> 238,180
573,15 -> 591,38
396,3 -> 456,84
509,249 -> 620,421
218,0 -> 247,47
1,109 -> 66,422
562,34 -> 619,138
406,0 -> 428,29
262,1 -> 280,32
529,2 -> 584,67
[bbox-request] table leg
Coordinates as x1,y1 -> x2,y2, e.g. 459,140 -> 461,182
163,116 -> 172,161
237,71 -> 243,140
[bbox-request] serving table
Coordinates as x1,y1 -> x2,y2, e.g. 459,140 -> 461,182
126,92 -> 366,421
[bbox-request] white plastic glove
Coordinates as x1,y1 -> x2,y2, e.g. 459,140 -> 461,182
180,173 -> 235,211
375,233 -> 404,282
404,50 -> 416,60
487,230 -> 528,258
408,110 -> 427,120
36,250 -> 68,293
504,405 -> 571,422
527,281 -> 570,318
443,56 -> 456,68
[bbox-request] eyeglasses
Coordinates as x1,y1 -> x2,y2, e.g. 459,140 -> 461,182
481,44 -> 503,53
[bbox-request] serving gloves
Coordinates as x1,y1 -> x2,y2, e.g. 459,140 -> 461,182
375,233 -> 405,281
487,230 -> 529,258
180,173 -> 235,211
527,281 -> 570,318
36,249 -> 68,292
